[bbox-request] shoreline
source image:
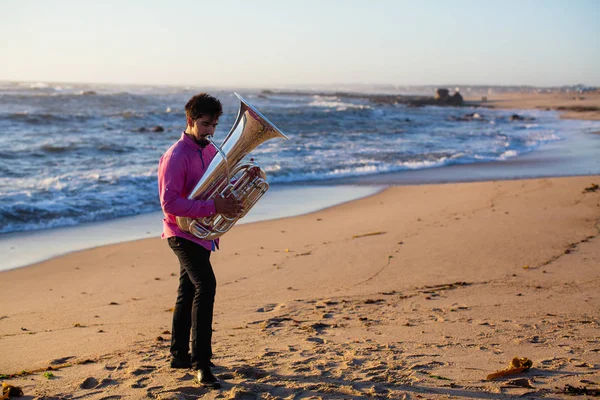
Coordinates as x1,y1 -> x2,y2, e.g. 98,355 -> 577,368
2,99 -> 600,272
0,185 -> 384,272
262,88 -> 600,120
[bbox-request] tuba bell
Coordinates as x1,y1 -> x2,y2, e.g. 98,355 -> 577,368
176,93 -> 289,240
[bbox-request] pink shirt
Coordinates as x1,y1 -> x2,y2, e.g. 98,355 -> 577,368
158,133 -> 219,251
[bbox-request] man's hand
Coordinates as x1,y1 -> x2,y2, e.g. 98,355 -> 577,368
214,195 -> 244,217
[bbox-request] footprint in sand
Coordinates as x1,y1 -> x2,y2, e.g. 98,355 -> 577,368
146,386 -> 165,396
233,366 -> 268,379
305,322 -> 331,333
105,361 -> 127,371
175,372 -> 196,382
291,364 -> 312,373
225,388 -> 258,400
256,302 -> 286,312
261,350 -> 281,358
256,304 -> 276,312
80,377 -> 118,390
80,377 -> 99,389
409,360 -> 446,370
128,365 -> 157,376
97,378 -> 119,389
158,387 -> 209,399
131,376 -> 151,389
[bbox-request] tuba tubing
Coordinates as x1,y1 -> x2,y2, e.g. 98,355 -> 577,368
176,93 -> 288,240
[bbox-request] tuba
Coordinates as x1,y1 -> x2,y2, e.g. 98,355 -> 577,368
176,93 -> 289,240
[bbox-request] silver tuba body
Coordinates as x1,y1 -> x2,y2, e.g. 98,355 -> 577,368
176,93 -> 289,240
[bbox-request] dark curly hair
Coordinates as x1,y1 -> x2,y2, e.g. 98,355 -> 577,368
185,93 -> 223,121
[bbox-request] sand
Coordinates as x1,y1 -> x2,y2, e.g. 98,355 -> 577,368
468,90 -> 600,121
1,93 -> 600,399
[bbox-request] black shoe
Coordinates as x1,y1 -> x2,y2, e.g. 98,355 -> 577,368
196,368 -> 221,389
208,360 -> 216,368
170,357 -> 191,369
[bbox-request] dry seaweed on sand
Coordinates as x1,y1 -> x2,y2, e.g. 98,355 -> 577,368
1,382 -> 24,399
486,357 -> 533,380
562,384 -> 600,396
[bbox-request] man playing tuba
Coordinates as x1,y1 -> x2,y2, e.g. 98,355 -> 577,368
157,93 -> 242,388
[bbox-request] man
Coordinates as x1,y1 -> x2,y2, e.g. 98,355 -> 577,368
158,93 -> 243,388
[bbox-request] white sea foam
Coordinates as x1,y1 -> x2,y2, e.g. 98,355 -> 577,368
264,164 -> 282,173
402,158 -> 448,169
37,176 -> 68,191
499,150 -> 519,160
28,82 -> 50,89
308,96 -> 372,111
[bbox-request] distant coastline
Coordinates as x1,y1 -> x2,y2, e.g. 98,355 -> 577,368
261,89 -> 471,107
261,86 -> 600,120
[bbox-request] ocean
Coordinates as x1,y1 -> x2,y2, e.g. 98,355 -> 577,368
1,81 -> 600,239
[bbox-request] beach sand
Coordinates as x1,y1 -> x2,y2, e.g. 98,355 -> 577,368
468,90 -> 600,121
1,93 -> 600,399
2,176 -> 599,399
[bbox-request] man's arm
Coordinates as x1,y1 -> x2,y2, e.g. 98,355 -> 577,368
159,154 -> 216,219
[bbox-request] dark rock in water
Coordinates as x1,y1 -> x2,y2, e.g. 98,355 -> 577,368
449,91 -> 464,105
435,89 -> 450,101
509,114 -> 535,121
450,112 -> 484,122
80,90 -> 97,96
135,126 -> 165,133
435,88 -> 463,105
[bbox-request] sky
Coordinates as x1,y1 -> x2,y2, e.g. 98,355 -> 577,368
1,0 -> 599,88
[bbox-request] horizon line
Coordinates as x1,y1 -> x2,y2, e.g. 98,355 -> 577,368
0,79 -> 597,91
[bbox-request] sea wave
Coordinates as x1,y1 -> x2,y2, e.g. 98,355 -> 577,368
40,143 -> 80,154
269,156 -> 451,183
308,96 -> 373,111
1,112 -> 93,125
268,147 -> 535,184
0,172 -> 159,234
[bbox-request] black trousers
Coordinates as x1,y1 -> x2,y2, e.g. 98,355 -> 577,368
168,236 -> 216,370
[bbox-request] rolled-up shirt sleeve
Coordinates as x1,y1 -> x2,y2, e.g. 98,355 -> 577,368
159,153 -> 216,219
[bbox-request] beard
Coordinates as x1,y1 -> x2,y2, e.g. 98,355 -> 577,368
197,137 -> 211,147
